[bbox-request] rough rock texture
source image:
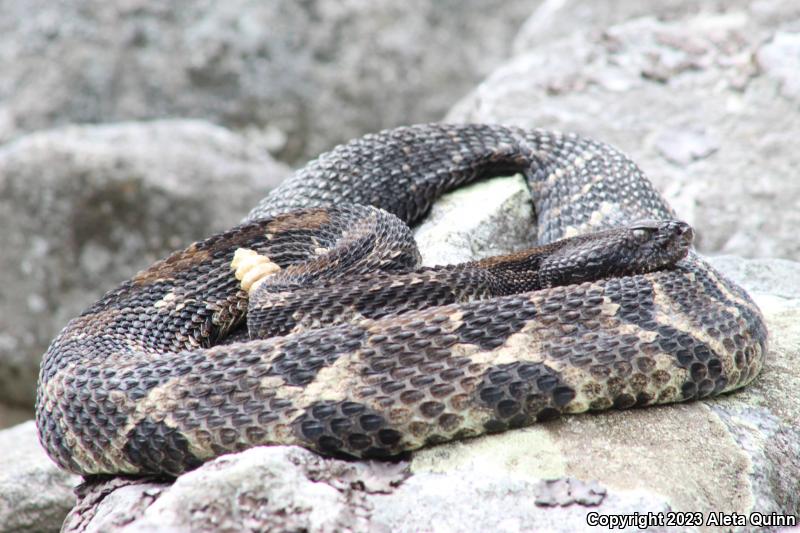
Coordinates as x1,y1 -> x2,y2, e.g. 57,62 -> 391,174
413,174 -> 536,266
0,0 -> 538,163
62,447 -> 408,533
54,177 -> 800,533
0,421 -> 80,533
63,447 -> 675,533
0,120 -> 288,407
448,0 -> 800,261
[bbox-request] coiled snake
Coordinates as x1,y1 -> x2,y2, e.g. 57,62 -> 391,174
35,124 -> 768,477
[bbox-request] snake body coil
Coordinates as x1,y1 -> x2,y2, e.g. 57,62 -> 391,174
35,124 -> 768,476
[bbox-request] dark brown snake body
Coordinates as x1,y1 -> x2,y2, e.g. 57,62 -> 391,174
35,124 -> 768,477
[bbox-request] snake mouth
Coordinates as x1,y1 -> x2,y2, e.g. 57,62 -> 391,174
672,222 -> 694,259
677,223 -> 694,248
640,220 -> 694,274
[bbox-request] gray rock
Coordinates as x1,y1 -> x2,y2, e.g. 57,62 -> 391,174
0,0 -> 538,163
707,256 -> 800,300
62,447 -> 407,533
413,174 -> 536,266
511,0 -> 761,54
756,32 -> 800,99
371,473 -> 675,533
654,128 -> 719,167
58,177 -> 800,533
0,421 -> 80,533
0,120 -> 288,407
448,0 -> 800,262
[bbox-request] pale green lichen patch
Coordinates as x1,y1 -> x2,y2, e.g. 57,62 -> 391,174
411,426 -> 567,480
412,402 -> 753,532
556,406 -> 753,523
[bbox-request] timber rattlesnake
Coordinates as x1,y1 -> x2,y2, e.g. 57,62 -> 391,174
35,124 -> 768,476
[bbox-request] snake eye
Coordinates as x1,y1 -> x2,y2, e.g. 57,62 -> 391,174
630,222 -> 659,242
629,220 -> 662,242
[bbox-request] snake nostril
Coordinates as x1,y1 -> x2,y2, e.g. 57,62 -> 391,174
676,224 -> 694,245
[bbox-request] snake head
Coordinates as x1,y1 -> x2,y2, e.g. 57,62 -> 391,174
626,219 -> 694,269
538,219 -> 694,288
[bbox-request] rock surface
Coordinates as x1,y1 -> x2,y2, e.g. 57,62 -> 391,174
413,174 -> 536,266
49,177 -> 799,533
0,0 -> 538,163
0,120 -> 288,407
0,421 -> 80,533
449,0 -> 800,261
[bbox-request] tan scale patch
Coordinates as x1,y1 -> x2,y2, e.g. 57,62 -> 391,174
254,347 -> 432,447
466,320 -> 547,366
699,265 -> 768,381
366,308 -> 467,336
617,323 -> 658,343
290,354 -> 363,405
599,297 -> 621,317
539,292 -> 685,414
112,341 -> 294,467
703,266 -> 753,311
399,355 -> 497,451
552,363 -> 596,414
153,291 -> 177,309
65,308 -> 122,339
449,342 -> 481,359
48,362 -> 141,475
117,375 -> 196,459
649,275 -> 737,391
120,367 -> 270,463
133,243 -> 210,285
294,309 -> 496,450
290,307 -> 367,334
649,351 -> 691,403
587,201 -> 617,227
265,209 -> 330,233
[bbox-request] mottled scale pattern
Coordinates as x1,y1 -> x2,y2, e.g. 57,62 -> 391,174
35,123 -> 768,477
